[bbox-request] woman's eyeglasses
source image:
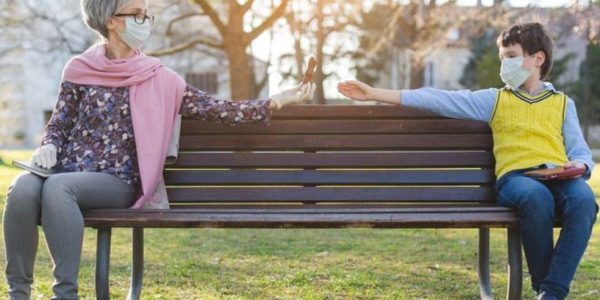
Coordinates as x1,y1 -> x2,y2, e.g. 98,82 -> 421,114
114,13 -> 155,25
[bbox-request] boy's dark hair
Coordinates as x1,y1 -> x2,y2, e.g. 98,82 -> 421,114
497,22 -> 554,80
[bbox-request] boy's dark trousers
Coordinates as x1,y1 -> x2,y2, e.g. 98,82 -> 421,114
495,170 -> 598,300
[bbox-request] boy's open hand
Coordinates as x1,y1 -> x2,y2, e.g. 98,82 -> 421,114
337,80 -> 373,101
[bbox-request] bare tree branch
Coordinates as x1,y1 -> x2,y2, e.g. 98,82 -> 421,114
325,20 -> 353,37
244,0 -> 290,46
192,0 -> 227,37
241,0 -> 256,13
166,12 -> 207,35
147,37 -> 224,56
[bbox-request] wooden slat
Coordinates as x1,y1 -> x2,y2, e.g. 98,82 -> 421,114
82,207 -> 518,228
165,204 -> 503,210
165,187 -> 496,203
182,119 -> 491,135
130,206 -> 513,214
180,134 -> 493,151
163,170 -> 495,186
267,105 -> 441,119
170,152 -> 495,168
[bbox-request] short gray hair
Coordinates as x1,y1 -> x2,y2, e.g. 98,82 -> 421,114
80,0 -> 139,39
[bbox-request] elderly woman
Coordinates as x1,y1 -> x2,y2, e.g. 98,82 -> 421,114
2,0 -> 315,299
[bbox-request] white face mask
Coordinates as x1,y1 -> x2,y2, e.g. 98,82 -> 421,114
500,56 -> 532,90
118,17 -> 151,49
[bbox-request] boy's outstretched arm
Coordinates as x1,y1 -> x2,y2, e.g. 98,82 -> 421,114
337,80 -> 496,122
337,80 -> 402,105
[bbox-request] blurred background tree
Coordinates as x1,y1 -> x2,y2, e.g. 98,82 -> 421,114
353,0 -> 463,89
277,0 -> 362,104
148,0 -> 290,100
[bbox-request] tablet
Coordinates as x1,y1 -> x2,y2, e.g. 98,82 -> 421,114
12,160 -> 57,178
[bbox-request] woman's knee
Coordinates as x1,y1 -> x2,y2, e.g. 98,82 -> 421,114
5,172 -> 43,212
41,174 -> 76,207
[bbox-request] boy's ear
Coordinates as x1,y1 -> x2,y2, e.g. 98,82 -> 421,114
533,51 -> 546,68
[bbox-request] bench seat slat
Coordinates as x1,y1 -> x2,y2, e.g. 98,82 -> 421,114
166,204 -> 503,210
268,105 -> 440,119
163,170 -> 495,185
180,134 -> 493,151
182,119 -> 491,134
82,210 -> 518,228
86,205 -> 514,214
166,187 -> 496,203
171,152 -> 495,168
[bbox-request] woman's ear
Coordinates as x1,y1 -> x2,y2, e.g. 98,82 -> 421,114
106,17 -> 121,31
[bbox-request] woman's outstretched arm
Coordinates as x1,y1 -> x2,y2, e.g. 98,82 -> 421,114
179,83 -> 315,125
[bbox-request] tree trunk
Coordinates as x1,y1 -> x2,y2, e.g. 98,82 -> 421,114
314,0 -> 326,104
225,45 -> 256,100
410,61 -> 425,89
286,8 -> 305,81
224,5 -> 256,100
294,34 -> 305,82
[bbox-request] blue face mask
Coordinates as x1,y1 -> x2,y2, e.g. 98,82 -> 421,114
500,56 -> 532,90
117,17 -> 151,49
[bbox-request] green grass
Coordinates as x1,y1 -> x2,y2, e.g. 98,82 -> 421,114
0,150 -> 599,299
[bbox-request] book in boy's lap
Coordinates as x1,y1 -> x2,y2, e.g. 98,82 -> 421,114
524,165 -> 586,181
12,160 -> 58,178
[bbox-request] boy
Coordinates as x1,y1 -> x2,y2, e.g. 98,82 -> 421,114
338,22 -> 597,300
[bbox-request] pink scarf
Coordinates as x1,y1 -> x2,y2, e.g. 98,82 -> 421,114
62,44 -> 186,209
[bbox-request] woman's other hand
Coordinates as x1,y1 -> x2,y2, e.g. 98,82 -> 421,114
31,144 -> 58,169
270,83 -> 316,110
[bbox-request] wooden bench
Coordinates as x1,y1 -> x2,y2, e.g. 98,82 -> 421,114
83,105 -> 523,300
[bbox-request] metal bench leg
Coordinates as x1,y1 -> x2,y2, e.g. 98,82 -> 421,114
478,228 -> 493,300
506,227 -> 522,300
127,228 -> 144,300
96,228 -> 112,300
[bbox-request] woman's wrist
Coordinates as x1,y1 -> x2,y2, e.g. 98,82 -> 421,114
269,99 -> 281,110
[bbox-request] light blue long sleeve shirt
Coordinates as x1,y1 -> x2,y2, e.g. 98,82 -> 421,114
401,83 -> 595,179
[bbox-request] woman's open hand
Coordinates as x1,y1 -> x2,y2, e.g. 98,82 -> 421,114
337,80 -> 373,101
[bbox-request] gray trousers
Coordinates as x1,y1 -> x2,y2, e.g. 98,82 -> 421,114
3,171 -> 136,300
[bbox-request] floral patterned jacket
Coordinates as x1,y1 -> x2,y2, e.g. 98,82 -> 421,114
42,81 -> 271,187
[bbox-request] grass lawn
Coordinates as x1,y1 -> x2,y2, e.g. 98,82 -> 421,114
0,150 -> 599,299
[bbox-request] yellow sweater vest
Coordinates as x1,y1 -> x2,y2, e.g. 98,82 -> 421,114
489,88 -> 569,179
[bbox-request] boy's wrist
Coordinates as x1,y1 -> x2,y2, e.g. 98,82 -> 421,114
370,88 -> 402,105
368,87 -> 378,100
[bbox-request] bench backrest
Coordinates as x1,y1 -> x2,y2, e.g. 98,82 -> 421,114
164,105 -> 495,207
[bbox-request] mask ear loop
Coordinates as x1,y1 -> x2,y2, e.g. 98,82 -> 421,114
110,16 -> 127,35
